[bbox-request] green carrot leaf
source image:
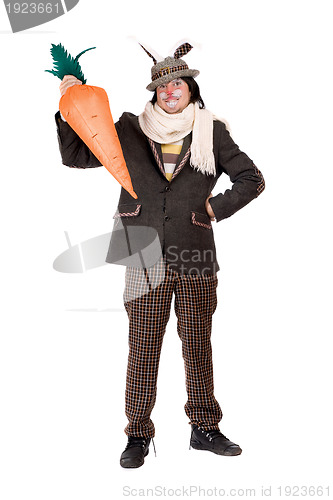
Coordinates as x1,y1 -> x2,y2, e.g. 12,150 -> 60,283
45,43 -> 96,84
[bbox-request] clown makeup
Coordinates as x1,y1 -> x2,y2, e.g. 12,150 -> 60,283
159,89 -> 182,109
156,78 -> 191,114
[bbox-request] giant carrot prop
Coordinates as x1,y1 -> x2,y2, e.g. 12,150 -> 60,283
46,43 -> 137,199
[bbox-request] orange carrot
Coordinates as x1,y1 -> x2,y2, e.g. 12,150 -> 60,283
46,43 -> 137,199
60,84 -> 137,199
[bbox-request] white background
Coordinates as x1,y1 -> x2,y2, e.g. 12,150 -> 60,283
0,0 -> 332,498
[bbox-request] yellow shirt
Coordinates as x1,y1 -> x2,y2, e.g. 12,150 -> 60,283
161,140 -> 184,181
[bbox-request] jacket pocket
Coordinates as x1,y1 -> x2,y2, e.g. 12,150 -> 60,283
113,204 -> 142,219
191,211 -> 212,230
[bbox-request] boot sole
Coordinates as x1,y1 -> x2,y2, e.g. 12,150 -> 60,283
190,441 -> 242,456
120,448 -> 149,468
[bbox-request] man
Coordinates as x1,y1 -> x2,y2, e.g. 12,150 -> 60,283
55,42 -> 265,468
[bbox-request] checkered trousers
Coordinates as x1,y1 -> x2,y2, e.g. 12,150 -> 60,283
123,258 -> 223,438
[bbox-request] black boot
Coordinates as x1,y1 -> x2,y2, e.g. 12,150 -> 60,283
120,436 -> 151,468
190,425 -> 242,456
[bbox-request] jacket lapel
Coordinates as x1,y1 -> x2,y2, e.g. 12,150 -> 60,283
147,138 -> 166,178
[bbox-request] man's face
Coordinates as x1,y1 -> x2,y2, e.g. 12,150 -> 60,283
156,78 -> 191,114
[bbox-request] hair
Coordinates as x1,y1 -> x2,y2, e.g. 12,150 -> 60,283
150,76 -> 205,109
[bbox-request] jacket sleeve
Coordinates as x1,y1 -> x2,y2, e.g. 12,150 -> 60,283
209,121 -> 265,222
54,110 -> 103,168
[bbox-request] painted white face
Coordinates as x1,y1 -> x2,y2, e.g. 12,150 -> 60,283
156,78 -> 191,114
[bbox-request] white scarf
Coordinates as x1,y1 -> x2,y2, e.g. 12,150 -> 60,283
138,102 -> 216,176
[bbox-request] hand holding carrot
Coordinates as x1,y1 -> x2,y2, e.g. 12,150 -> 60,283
60,75 -> 82,97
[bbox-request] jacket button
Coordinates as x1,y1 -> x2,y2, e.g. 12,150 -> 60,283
164,186 -> 171,192
164,216 -> 170,221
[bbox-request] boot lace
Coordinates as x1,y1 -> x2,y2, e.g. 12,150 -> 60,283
125,436 -> 157,457
189,425 -> 227,447
201,428 -> 227,441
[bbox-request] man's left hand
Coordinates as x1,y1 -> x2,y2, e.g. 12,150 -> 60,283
205,194 -> 216,221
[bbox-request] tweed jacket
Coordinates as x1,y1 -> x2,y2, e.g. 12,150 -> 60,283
55,110 -> 264,274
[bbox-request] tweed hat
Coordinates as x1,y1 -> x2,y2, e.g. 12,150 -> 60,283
141,42 -> 200,91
